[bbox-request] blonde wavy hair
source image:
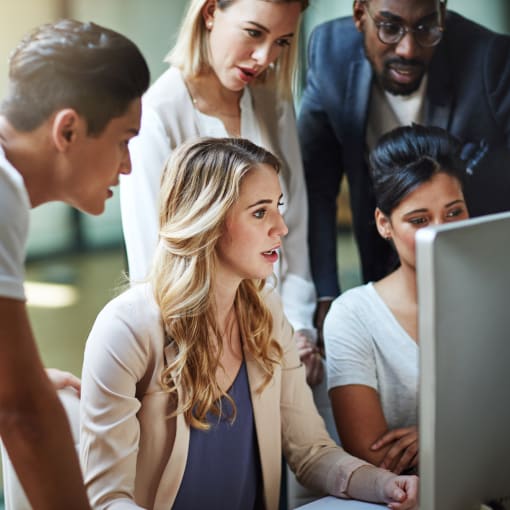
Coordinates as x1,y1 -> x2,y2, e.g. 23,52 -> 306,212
151,137 -> 284,429
166,0 -> 309,100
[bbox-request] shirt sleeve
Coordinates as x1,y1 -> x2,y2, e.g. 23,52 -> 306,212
0,168 -> 28,301
323,290 -> 378,391
267,290 -> 369,498
120,105 -> 172,283
277,99 -> 317,334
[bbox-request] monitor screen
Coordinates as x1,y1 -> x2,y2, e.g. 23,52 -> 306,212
416,211 -> 510,510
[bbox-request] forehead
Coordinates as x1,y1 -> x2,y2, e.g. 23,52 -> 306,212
238,163 -> 280,198
369,0 -> 440,20
395,172 -> 463,211
221,0 -> 301,28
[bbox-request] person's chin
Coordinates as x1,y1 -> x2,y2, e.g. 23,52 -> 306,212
382,75 -> 423,96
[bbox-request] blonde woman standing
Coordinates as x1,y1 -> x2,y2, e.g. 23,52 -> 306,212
82,138 -> 418,510
120,0 -> 322,383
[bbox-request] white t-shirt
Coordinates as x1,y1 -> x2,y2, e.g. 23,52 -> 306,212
324,283 -> 418,430
0,145 -> 30,301
366,76 -> 427,152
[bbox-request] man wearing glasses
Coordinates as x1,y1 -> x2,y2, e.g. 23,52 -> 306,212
298,0 -> 510,340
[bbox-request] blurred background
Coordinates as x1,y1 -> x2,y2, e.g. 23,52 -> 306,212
0,0 -> 508,506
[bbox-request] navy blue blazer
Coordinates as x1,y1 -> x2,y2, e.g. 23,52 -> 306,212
299,11 -> 510,297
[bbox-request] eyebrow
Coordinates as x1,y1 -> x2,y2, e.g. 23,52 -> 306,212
246,20 -> 294,38
246,193 -> 284,209
402,199 -> 466,217
127,128 -> 140,136
378,10 -> 439,25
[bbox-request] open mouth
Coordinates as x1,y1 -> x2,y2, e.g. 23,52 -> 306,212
238,67 -> 257,82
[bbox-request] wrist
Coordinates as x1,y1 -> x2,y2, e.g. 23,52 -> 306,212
347,465 -> 396,503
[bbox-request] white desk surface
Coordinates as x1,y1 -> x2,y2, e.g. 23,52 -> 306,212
296,497 -> 386,509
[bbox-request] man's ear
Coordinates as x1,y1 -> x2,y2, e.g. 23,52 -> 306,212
201,0 -> 217,29
375,207 -> 392,240
353,1 -> 366,32
52,109 -> 80,152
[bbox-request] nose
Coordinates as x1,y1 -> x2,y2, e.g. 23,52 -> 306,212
271,212 -> 288,238
252,43 -> 277,70
119,148 -> 132,175
395,30 -> 420,60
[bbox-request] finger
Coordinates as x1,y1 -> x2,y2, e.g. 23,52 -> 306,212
394,446 -> 418,475
372,428 -> 412,450
380,433 -> 417,469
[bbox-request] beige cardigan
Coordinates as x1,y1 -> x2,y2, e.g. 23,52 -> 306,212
80,284 -> 367,509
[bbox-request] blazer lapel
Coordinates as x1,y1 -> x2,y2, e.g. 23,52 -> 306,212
244,345 -> 281,510
153,344 -> 190,510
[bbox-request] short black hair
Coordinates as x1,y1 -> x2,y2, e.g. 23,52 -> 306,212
1,19 -> 150,135
369,124 -> 466,216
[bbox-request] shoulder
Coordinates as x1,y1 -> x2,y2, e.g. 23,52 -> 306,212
442,11 -> 510,53
308,16 -> 362,56
0,151 -> 28,206
0,152 -> 30,237
329,283 -> 376,314
90,284 -> 163,351
324,284 -> 378,336
141,67 -> 194,126
97,283 -> 160,327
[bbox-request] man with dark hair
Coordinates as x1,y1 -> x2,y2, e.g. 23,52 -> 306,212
0,19 -> 149,509
299,0 -> 510,338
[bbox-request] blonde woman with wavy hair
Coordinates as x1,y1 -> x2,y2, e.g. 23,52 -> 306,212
81,137 -> 418,510
120,0 -> 323,388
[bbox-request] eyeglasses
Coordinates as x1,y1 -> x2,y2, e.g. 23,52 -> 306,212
363,2 -> 444,48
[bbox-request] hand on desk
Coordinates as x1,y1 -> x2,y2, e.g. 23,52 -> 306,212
371,426 -> 418,475
383,474 -> 419,510
348,466 -> 418,510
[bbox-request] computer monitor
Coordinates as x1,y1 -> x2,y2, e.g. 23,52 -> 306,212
416,211 -> 510,510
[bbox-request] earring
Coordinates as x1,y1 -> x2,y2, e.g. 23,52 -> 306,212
206,21 -> 213,29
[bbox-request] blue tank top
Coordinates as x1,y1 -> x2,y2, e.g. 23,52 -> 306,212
172,361 -> 262,510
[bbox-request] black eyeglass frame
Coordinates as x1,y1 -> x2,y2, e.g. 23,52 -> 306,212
362,1 -> 445,48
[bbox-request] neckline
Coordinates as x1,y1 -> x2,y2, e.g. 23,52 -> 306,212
367,282 -> 418,346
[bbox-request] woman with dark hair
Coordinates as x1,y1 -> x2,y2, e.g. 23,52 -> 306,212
324,124 -> 469,475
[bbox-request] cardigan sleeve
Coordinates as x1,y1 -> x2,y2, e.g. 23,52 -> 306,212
80,293 -> 152,509
266,290 -> 369,497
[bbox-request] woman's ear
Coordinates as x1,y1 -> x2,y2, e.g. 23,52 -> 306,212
202,0 -> 217,30
375,207 -> 392,240
52,109 -> 80,152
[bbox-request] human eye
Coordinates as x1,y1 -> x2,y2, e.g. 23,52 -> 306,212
446,207 -> 466,219
275,38 -> 291,48
379,22 -> 402,38
277,200 -> 285,209
253,208 -> 266,219
408,217 -> 428,226
246,28 -> 262,38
